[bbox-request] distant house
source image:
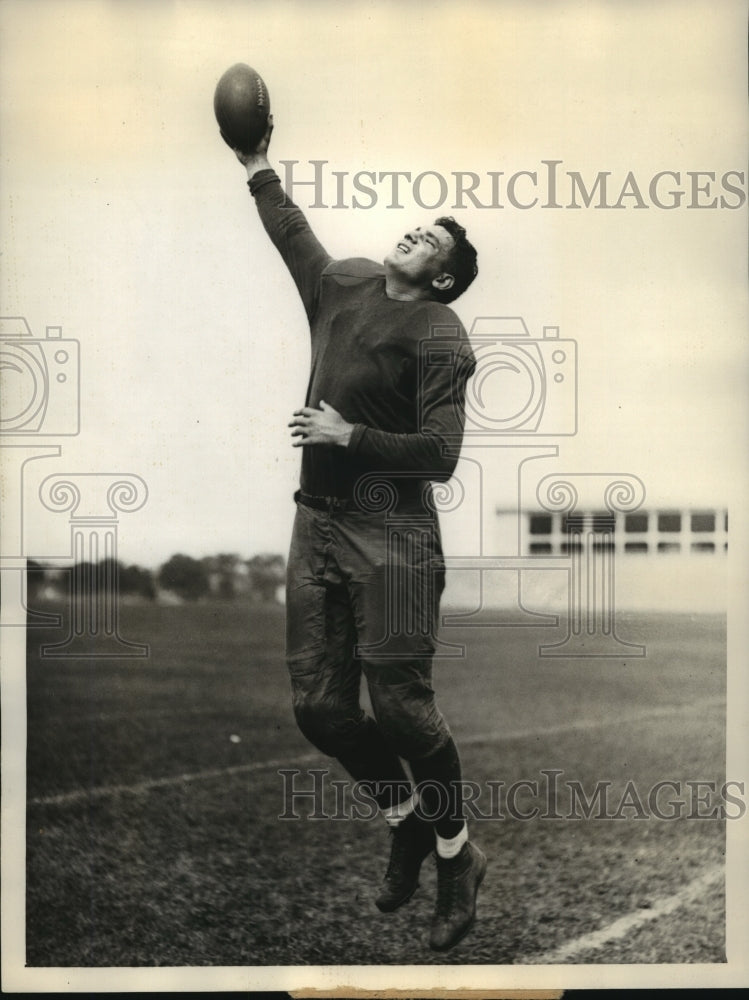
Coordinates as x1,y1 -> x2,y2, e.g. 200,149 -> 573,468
201,554 -> 251,599
200,553 -> 285,602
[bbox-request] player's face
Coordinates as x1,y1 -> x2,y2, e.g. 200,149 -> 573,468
384,224 -> 455,291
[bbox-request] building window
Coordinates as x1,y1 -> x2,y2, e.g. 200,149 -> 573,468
529,514 -> 553,536
592,511 -> 616,533
625,542 -> 648,554
691,542 -> 715,553
658,541 -> 681,553
658,512 -> 681,533
625,513 -> 648,533
529,542 -> 553,554
691,513 -> 715,532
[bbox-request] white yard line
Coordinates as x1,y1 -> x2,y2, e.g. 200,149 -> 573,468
516,865 -> 724,964
28,753 -> 322,807
28,697 -> 724,809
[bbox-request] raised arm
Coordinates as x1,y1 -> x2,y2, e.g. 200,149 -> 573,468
235,118 -> 332,322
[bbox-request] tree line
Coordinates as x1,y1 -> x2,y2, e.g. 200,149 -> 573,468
27,553 -> 286,603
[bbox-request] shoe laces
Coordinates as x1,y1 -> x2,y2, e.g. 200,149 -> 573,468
434,857 -> 463,915
384,825 -> 410,880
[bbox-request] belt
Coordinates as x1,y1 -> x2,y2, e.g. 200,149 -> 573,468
294,486 -> 434,515
294,490 -> 360,512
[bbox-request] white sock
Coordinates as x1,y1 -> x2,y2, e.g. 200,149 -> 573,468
382,791 -> 418,827
435,822 -> 468,859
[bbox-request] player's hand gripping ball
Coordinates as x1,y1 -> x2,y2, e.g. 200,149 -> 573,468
214,63 -> 271,154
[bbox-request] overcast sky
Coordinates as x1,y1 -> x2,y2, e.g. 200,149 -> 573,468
1,0 -> 747,568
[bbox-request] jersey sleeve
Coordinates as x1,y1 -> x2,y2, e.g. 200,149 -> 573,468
346,331 -> 476,483
248,169 -> 333,322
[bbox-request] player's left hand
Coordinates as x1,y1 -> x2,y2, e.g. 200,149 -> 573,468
289,400 -> 354,448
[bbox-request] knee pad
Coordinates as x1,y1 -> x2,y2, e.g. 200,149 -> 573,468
291,679 -> 365,758
367,673 -> 450,761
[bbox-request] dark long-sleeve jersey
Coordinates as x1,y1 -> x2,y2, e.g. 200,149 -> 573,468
249,169 -> 476,501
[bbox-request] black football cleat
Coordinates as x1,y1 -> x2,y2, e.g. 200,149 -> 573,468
429,840 -> 487,951
375,812 -> 435,913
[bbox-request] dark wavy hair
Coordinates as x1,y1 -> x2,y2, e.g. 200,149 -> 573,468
433,216 -> 478,304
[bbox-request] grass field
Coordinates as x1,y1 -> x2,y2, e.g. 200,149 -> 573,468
25,601 -> 726,967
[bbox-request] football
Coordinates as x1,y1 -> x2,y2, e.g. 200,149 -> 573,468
214,63 -> 271,154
